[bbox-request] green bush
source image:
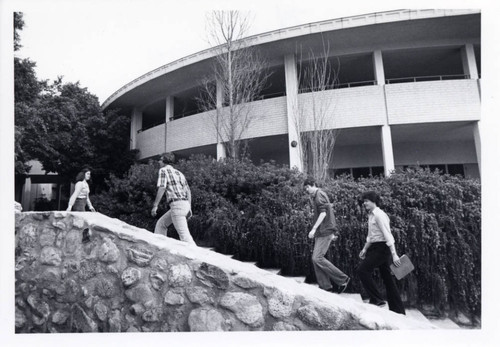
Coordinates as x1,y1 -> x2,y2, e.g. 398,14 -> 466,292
93,157 -> 481,319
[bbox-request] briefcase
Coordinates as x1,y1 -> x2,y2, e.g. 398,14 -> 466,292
390,254 -> 414,280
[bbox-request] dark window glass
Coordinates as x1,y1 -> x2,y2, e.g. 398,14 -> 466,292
447,164 -> 465,176
371,166 -> 384,177
352,167 -> 370,179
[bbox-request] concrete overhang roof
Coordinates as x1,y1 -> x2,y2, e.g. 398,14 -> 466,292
102,9 -> 480,112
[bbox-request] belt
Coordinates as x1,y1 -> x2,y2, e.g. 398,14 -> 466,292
169,198 -> 188,203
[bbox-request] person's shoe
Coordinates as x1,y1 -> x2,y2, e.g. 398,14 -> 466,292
323,287 -> 335,293
369,299 -> 386,307
337,277 -> 350,294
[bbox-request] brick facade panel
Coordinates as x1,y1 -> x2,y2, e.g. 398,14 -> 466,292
386,80 -> 481,124
297,86 -> 387,131
167,111 -> 217,152
136,125 -> 165,159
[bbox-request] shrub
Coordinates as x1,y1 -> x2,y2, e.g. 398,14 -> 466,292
93,157 -> 480,319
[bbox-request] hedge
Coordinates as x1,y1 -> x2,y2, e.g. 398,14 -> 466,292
93,156 -> 481,320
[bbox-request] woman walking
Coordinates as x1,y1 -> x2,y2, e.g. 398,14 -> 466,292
66,168 -> 96,212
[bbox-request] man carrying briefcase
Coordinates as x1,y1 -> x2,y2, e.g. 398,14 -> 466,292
357,191 -> 406,315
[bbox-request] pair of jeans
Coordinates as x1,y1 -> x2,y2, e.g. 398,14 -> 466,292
154,200 -> 196,245
357,242 -> 405,314
312,233 -> 349,290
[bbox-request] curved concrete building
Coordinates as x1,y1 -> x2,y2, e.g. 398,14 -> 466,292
103,9 -> 481,179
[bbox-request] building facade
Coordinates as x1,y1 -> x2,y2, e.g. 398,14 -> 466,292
103,9 -> 481,179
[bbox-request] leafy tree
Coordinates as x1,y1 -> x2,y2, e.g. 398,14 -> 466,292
14,12 -> 137,187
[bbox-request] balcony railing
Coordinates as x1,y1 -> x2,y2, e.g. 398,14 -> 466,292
298,80 -> 376,94
385,74 -> 470,84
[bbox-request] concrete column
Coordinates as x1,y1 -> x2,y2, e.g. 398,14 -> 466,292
21,177 -> 32,211
461,43 -> 479,80
130,107 -> 142,150
381,125 -> 395,177
165,96 -> 174,152
216,80 -> 226,160
473,121 -> 481,177
373,50 -> 386,85
284,54 -> 303,171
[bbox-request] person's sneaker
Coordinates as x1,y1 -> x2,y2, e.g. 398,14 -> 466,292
337,277 -> 350,294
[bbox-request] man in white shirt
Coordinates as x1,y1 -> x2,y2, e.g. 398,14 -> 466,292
357,191 -> 405,314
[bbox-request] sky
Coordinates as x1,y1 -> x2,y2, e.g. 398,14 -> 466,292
10,0 -> 398,104
2,0 -> 500,346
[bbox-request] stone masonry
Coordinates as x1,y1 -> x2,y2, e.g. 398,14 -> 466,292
15,212 -> 435,333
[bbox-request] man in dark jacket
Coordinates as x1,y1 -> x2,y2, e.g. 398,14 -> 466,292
304,177 -> 350,293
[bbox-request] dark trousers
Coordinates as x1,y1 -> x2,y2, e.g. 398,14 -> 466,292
357,242 -> 405,315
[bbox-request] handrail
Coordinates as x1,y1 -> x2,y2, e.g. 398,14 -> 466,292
298,80 -> 376,94
385,74 -> 470,84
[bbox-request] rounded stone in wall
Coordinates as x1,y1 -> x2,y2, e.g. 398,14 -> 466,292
39,228 -> 57,246
18,223 -> 38,248
40,246 -> 62,266
52,309 -> 70,325
164,289 -> 185,305
64,230 -> 81,254
149,271 -> 166,291
297,304 -> 322,328
98,238 -> 120,263
168,264 -> 192,287
94,301 -> 109,321
195,263 -> 229,289
95,276 -> 119,298
127,246 -> 154,267
185,286 -> 212,305
121,267 -> 142,287
266,288 -> 295,319
219,292 -> 265,328
125,283 -> 155,304
188,307 -> 227,332
27,294 -> 50,318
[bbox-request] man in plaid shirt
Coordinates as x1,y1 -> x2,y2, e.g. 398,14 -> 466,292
151,152 -> 196,245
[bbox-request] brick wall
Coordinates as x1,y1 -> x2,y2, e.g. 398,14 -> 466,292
297,86 -> 387,131
137,125 -> 165,159
386,80 -> 481,124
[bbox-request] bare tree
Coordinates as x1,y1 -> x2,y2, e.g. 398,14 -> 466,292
197,11 -> 270,160
293,40 -> 341,181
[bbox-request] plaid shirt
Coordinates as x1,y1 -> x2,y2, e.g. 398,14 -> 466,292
157,165 -> 190,204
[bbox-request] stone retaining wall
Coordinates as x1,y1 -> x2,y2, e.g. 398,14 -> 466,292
15,212 -> 435,333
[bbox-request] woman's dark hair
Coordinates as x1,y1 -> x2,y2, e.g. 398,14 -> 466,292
361,191 -> 380,205
75,168 -> 91,182
303,176 -> 317,187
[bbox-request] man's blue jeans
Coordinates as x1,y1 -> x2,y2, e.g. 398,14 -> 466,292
312,233 -> 349,290
154,200 -> 196,245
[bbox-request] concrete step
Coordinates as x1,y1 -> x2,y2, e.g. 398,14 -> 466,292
242,261 -> 258,266
261,268 -> 281,275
